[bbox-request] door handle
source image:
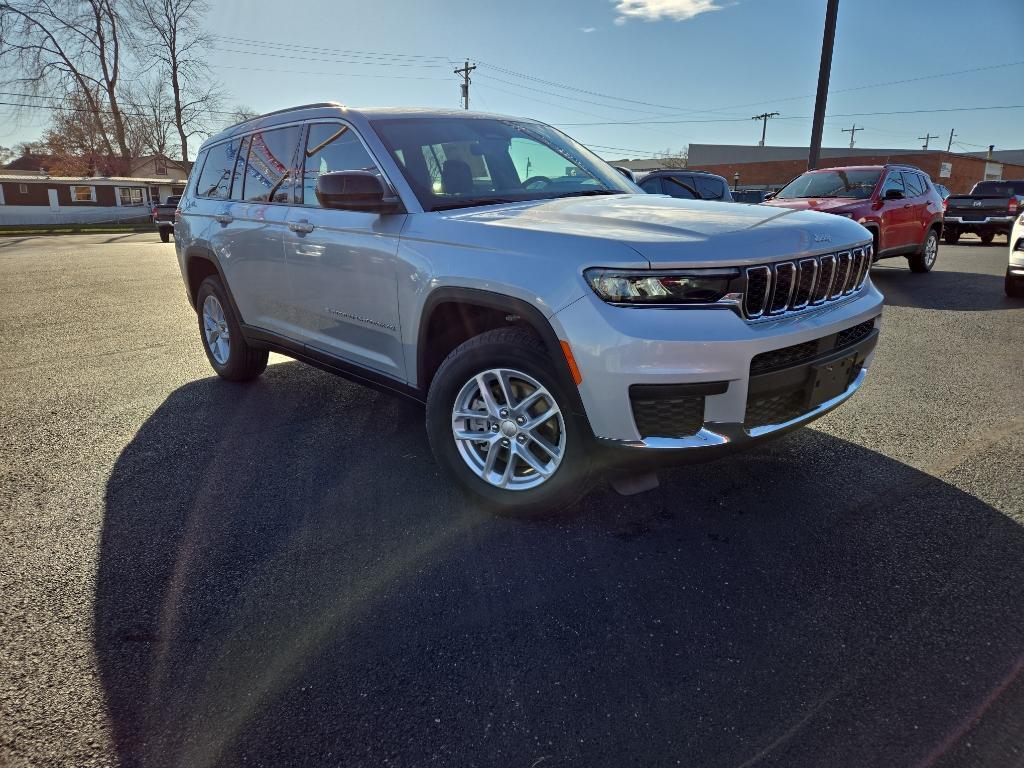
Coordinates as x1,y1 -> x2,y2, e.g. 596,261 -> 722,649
214,212 -> 233,224
903,204 -> 914,208
288,219 -> 315,234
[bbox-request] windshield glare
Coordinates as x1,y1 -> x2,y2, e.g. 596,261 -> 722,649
777,169 -> 881,200
371,117 -> 637,211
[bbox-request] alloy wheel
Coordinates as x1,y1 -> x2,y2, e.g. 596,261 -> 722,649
202,294 -> 231,365
451,368 -> 565,490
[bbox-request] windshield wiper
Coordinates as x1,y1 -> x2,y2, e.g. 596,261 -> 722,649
431,198 -> 521,211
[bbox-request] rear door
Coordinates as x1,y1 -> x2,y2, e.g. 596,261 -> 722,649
900,170 -> 929,247
282,120 -> 407,379
216,124 -> 302,335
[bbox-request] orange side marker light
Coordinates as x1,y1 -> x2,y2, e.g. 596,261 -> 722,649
559,340 -> 583,386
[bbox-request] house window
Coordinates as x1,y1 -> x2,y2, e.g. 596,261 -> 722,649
155,159 -> 167,175
70,185 -> 96,203
118,187 -> 145,206
19,184 -> 28,194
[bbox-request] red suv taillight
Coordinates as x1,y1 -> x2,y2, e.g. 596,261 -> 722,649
942,198 -> 948,211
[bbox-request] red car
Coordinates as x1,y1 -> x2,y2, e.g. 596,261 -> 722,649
763,164 -> 944,273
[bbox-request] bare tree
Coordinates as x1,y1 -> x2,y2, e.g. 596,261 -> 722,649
0,0 -> 133,159
129,0 -> 221,162
656,147 -> 688,169
224,103 -> 256,127
123,77 -> 177,157
0,145 -> 15,165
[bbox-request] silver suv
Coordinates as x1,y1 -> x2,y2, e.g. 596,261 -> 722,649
175,103 -> 884,515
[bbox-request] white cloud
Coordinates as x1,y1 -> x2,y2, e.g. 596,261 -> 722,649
581,26 -> 597,32
612,0 -> 726,24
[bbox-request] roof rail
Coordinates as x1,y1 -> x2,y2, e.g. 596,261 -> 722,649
224,101 -> 345,132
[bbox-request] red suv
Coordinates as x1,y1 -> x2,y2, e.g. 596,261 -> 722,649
763,164 -> 944,273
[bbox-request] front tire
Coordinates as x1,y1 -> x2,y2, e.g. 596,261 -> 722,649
425,328 -> 592,517
196,276 -> 268,381
1007,269 -> 1024,298
908,229 -> 939,273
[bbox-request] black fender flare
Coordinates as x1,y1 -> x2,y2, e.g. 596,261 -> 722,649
417,287 -> 593,430
182,246 -> 245,323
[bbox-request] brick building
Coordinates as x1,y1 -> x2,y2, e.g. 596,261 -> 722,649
684,144 -> 1024,194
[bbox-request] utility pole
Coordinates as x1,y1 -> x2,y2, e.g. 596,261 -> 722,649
454,60 -> 476,110
918,133 -> 940,150
751,112 -> 779,146
808,0 -> 839,169
841,124 -> 863,149
946,128 -> 956,152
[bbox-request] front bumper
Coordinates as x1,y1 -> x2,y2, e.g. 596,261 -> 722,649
552,281 -> 884,447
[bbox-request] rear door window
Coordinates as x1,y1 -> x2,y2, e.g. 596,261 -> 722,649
242,125 -> 302,204
901,171 -> 925,198
195,140 -> 239,199
301,122 -> 382,206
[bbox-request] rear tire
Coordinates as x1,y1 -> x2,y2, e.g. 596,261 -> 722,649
196,276 -> 268,381
979,233 -> 994,245
908,229 -> 939,273
425,328 -> 592,517
943,228 -> 959,245
159,227 -> 170,243
1006,269 -> 1024,298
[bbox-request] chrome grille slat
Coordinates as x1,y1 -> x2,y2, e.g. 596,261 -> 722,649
768,262 -> 796,314
742,246 -> 870,319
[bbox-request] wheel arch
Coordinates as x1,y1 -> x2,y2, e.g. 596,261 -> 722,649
416,287 -> 592,429
183,247 -> 245,322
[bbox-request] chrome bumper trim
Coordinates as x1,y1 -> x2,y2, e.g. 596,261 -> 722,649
600,368 -> 868,450
945,216 -> 1014,224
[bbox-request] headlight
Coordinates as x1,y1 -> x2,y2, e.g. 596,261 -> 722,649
584,267 -> 740,305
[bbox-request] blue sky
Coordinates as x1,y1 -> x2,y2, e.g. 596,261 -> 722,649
2,0 -> 1022,159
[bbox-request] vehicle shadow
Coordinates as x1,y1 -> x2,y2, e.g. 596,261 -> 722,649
870,264 -> 1018,311
96,362 -> 1024,768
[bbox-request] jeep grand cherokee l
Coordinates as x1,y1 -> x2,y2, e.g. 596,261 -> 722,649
175,104 -> 884,515
764,165 -> 943,273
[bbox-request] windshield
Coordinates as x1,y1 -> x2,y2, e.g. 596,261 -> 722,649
776,169 -> 881,200
370,117 -> 637,211
971,181 -> 1024,196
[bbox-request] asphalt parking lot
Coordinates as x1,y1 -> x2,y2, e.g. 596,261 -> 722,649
1,232 -> 1023,768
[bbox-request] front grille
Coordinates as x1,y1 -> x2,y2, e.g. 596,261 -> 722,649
750,318 -> 877,376
745,245 -> 872,318
631,395 -> 705,438
836,319 -> 875,349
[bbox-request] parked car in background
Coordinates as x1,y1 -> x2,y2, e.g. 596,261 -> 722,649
943,180 -> 1024,245
1007,212 -> 1024,297
763,164 -> 944,273
175,104 -> 882,515
152,195 -> 180,242
732,189 -> 772,204
638,169 -> 734,202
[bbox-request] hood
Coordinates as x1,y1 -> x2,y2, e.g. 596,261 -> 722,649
432,194 -> 872,268
762,197 -> 863,214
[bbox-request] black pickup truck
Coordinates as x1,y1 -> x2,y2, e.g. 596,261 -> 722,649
151,195 -> 180,242
943,180 -> 1024,244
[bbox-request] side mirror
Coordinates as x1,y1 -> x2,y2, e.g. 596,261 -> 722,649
883,188 -> 904,201
764,192 -> 776,200
315,171 -> 404,213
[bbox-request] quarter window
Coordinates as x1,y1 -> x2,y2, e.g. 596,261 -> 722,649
243,126 -> 302,204
195,140 -> 238,199
301,122 -> 381,205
